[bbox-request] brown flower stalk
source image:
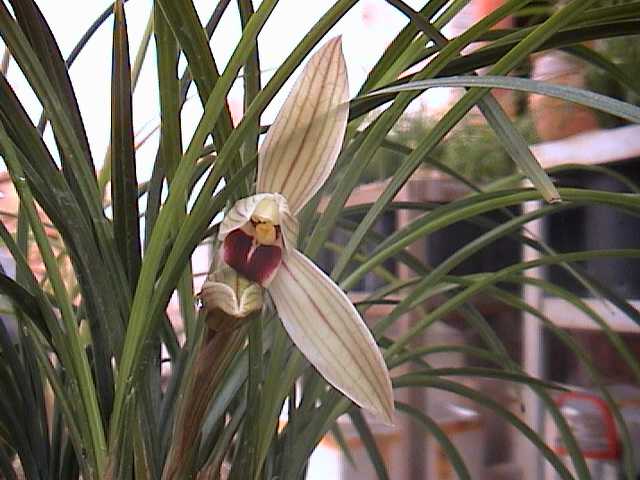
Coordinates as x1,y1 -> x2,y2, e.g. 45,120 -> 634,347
163,264 -> 262,480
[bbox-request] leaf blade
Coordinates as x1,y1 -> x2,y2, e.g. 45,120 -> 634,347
111,0 -> 141,289
368,75 -> 640,123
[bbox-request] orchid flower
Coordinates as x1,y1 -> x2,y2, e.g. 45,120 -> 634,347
215,38 -> 393,424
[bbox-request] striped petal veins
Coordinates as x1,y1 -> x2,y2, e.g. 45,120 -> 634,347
213,38 -> 394,424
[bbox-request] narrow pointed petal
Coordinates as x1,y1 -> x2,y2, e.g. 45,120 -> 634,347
279,209 -> 299,250
269,249 -> 394,424
256,37 -> 349,214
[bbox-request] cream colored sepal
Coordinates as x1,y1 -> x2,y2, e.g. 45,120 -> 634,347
256,37 -> 349,214
269,249 -> 394,425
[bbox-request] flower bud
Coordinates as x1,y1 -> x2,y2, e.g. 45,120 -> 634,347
199,262 -> 263,322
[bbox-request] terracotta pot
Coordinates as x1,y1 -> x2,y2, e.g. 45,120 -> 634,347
472,0 -> 518,117
474,0 -> 513,29
529,50 -> 599,141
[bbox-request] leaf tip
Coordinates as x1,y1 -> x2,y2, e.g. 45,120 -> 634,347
547,195 -> 562,204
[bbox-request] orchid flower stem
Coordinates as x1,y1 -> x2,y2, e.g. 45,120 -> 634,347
163,315 -> 249,480
229,314 -> 263,480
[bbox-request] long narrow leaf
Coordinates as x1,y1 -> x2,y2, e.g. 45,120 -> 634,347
306,0 -> 532,265
111,0 -> 141,290
8,0 -> 95,180
0,122 -> 107,478
396,402 -> 471,480
348,410 -> 390,480
393,377 -> 574,480
369,75 -> 640,123
382,0 -> 560,200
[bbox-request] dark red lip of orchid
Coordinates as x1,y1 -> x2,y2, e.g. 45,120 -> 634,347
222,229 -> 282,286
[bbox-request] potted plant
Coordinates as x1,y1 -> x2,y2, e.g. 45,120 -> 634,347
0,1 -> 639,479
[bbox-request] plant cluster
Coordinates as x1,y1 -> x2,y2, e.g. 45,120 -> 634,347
0,1 -> 638,479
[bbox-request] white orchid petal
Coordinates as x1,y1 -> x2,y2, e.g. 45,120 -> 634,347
256,37 -> 349,214
268,249 -> 394,424
219,193 -> 296,249
279,209 -> 298,250
218,194 -> 266,241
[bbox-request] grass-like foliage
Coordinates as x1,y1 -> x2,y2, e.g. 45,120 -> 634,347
0,1 -> 639,479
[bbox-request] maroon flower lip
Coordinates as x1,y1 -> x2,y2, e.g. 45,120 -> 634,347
222,229 -> 282,285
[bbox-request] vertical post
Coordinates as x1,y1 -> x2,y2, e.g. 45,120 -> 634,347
395,177 -> 429,480
520,199 -> 546,480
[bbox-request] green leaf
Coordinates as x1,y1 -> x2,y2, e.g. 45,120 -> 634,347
398,368 -> 566,392
153,4 -> 182,182
27,325 -> 92,479
0,122 -> 108,478
0,2 -> 130,375
155,0 -> 238,168
328,423 -> 355,467
517,277 -> 640,380
0,387 -> 41,479
342,188 -> 640,291
307,0 -> 532,267
111,0 -> 141,290
563,44 -> 640,99
348,410 -> 390,480
238,0 -> 261,185
359,0 -> 474,99
0,318 -> 48,477
389,344 -> 509,370
229,315 -> 263,480
111,0 -> 358,454
333,0 -> 600,282
7,0 -> 95,184
350,20 -> 640,120
388,248 -> 640,357
0,74 -> 124,417
395,402 -> 471,480
0,272 -> 47,337
0,2 -> 102,224
375,1 -> 560,201
393,377 -> 574,480
368,75 -> 640,123
478,95 -> 561,203
358,0 -> 451,95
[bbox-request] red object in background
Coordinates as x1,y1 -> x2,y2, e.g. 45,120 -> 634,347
475,0 -> 513,29
554,391 -> 620,461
